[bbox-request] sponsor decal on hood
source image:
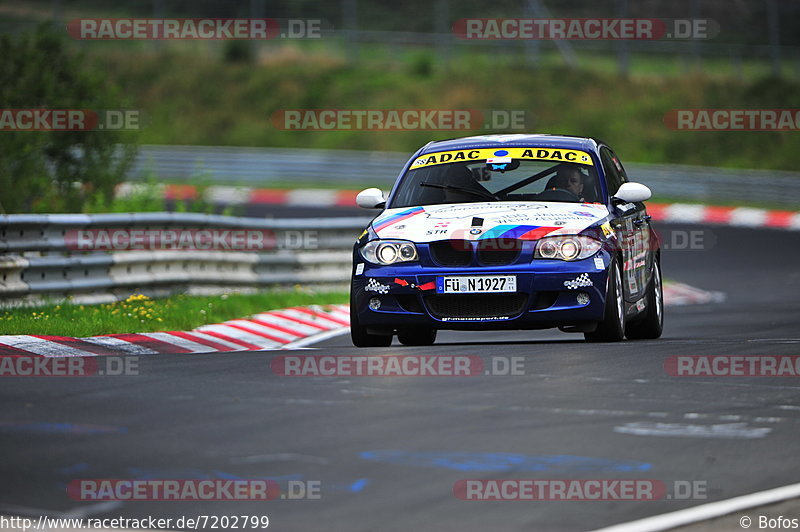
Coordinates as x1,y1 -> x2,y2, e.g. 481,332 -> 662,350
372,202 -> 609,243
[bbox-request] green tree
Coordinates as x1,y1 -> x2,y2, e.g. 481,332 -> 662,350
0,24 -> 138,213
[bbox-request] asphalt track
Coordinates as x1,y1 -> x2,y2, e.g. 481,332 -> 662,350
1,221 -> 799,532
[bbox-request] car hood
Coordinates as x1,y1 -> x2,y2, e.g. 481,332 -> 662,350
372,202 -> 610,243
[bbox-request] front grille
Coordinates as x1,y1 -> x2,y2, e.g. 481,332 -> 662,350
424,294 -> 528,319
430,240 -> 472,266
430,239 -> 522,266
476,239 -> 522,266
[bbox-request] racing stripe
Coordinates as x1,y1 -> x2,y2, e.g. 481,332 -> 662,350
373,207 -> 425,232
479,224 -> 561,240
517,226 -> 563,240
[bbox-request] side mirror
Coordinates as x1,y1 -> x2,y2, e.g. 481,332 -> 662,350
356,188 -> 386,209
613,182 -> 651,203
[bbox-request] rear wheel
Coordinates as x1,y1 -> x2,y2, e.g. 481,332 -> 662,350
397,327 -> 437,346
625,260 -> 664,340
584,259 -> 626,342
350,294 -> 392,348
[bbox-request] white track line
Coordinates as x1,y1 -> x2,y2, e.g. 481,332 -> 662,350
591,481 -> 800,532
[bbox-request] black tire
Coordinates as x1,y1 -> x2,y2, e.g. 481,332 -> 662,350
397,327 -> 437,346
350,295 -> 392,348
625,259 -> 664,340
584,259 -> 626,342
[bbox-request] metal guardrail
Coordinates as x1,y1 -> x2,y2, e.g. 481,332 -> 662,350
131,145 -> 800,207
0,213 -> 372,303
624,163 -> 800,206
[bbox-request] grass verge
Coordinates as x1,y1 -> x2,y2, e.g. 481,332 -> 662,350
86,47 -> 800,172
0,290 -> 348,338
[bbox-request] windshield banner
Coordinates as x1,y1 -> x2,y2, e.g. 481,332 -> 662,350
410,147 -> 594,169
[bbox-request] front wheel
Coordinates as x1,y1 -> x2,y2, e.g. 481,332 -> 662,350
584,259 -> 626,342
625,259 -> 664,340
397,327 -> 437,346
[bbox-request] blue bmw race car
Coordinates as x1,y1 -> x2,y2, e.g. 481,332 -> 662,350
350,134 -> 662,347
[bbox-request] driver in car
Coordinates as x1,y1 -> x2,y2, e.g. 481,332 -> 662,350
547,165 -> 585,200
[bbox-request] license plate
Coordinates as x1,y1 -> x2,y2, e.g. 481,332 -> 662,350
436,275 -> 517,294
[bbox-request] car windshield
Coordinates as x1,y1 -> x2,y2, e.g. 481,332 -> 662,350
390,158 -> 602,208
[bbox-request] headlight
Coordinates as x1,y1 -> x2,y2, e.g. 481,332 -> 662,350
533,235 -> 602,261
360,240 -> 419,265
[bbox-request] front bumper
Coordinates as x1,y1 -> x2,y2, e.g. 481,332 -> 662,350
352,252 -> 611,331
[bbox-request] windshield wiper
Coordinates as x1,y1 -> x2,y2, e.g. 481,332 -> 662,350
495,166 -> 554,196
420,182 -> 499,201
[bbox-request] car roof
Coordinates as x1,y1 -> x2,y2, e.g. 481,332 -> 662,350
418,134 -> 602,155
